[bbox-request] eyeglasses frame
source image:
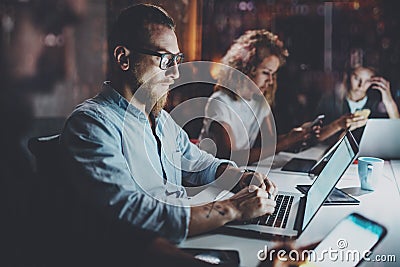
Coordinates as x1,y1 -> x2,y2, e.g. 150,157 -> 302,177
133,47 -> 184,70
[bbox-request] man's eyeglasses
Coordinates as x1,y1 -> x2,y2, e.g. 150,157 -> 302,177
135,48 -> 184,70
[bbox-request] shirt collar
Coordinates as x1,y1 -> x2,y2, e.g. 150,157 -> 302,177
101,81 -> 148,122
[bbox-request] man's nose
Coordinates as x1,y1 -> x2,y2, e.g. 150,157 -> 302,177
166,63 -> 180,80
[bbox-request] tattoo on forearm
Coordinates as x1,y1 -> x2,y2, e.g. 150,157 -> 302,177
214,205 -> 226,216
206,202 -> 226,218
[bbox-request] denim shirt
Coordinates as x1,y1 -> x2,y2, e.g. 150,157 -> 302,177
61,82 -> 233,243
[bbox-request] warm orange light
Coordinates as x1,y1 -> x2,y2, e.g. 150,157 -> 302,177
210,58 -> 222,80
187,0 -> 202,61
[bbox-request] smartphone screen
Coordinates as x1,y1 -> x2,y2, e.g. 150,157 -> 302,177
182,248 -> 240,266
301,213 -> 386,267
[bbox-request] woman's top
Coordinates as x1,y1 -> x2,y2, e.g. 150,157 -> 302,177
199,90 -> 270,151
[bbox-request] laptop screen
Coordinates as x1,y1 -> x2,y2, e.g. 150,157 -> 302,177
302,132 -> 358,231
359,119 -> 400,159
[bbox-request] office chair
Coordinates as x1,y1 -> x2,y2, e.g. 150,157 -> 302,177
28,135 -> 153,266
28,134 -> 76,265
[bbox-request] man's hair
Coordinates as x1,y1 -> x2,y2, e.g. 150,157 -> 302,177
109,4 -> 175,56
215,29 -> 288,103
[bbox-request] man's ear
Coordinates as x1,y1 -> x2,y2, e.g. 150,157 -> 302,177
114,46 -> 130,71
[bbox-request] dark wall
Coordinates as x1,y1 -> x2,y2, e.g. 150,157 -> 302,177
199,0 -> 400,133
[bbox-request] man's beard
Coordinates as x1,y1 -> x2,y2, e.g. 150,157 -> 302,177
127,71 -> 169,117
149,91 -> 168,116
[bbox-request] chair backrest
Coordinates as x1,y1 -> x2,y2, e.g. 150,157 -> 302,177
28,135 -> 170,266
28,134 -> 134,265
29,134 -> 61,171
28,134 -> 69,210
28,134 -> 75,264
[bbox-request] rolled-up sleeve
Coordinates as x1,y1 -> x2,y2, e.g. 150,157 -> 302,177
176,126 -> 237,186
61,110 -> 190,243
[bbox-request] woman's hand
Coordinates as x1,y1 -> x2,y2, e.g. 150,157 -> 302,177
287,121 -> 320,144
276,121 -> 321,152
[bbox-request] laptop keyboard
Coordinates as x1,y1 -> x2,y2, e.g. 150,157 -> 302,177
249,194 -> 294,228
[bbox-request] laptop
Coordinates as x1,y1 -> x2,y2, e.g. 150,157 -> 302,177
280,132 -> 344,177
223,131 -> 359,239
358,119 -> 400,159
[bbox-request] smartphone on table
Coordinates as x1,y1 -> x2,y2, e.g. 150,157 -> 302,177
182,248 -> 240,266
300,213 -> 386,267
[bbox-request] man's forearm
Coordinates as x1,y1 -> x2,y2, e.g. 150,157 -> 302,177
187,169 -> 239,237
214,164 -> 243,192
188,199 -> 237,237
384,100 -> 400,118
188,185 -> 277,237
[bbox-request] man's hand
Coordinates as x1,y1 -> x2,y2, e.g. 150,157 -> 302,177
188,184 -> 277,236
336,113 -> 368,131
216,164 -> 277,196
238,170 -> 277,198
228,185 -> 276,221
370,76 -> 400,118
370,76 -> 394,104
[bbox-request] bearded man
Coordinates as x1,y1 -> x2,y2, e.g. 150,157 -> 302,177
61,4 -> 276,245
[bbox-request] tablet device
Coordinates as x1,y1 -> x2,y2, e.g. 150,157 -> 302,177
296,185 -> 359,205
281,158 -> 317,173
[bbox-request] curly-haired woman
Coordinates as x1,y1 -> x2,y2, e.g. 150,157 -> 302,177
199,30 -> 319,165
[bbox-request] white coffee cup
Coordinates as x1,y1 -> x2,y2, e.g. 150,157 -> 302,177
358,157 -> 384,191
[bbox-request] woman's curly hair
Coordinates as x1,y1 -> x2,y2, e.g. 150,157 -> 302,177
216,29 -> 288,104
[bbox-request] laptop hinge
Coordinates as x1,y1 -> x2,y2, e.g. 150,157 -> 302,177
293,196 -> 306,234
